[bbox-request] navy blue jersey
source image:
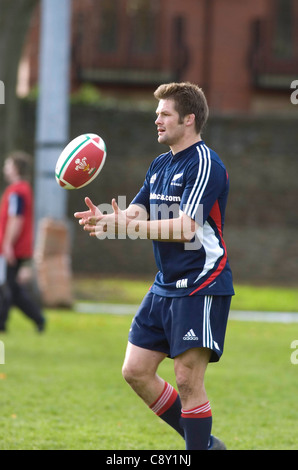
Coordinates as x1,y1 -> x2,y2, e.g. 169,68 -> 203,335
131,140 -> 234,297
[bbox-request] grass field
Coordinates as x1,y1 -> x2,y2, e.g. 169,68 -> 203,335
0,278 -> 298,450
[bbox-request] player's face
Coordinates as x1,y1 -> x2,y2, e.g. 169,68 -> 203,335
155,99 -> 185,149
3,159 -> 18,184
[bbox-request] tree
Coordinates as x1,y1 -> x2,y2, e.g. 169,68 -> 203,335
0,0 -> 39,156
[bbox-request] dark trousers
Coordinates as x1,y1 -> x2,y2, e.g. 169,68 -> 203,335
0,260 -> 44,331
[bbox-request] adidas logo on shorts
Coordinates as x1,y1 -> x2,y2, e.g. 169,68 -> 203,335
183,329 -> 199,341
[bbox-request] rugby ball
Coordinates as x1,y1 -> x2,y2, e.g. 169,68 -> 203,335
55,133 -> 106,189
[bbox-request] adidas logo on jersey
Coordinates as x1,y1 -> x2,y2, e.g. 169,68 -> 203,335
183,329 -> 199,341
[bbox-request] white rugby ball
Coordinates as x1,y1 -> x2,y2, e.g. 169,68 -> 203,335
55,133 -> 107,189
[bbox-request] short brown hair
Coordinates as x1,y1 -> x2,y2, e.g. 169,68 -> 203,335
6,151 -> 33,179
154,82 -> 209,134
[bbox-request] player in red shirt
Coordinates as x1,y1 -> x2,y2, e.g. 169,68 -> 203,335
0,151 -> 45,333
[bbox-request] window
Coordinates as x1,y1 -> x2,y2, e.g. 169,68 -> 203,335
99,0 -> 119,53
127,0 -> 158,55
251,0 -> 298,89
273,0 -> 294,59
75,0 -> 172,86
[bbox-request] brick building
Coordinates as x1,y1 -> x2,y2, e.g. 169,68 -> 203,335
21,0 -> 298,114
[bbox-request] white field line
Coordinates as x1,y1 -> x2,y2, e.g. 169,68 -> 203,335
74,302 -> 298,323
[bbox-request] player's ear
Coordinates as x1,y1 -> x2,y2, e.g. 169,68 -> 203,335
184,113 -> 195,127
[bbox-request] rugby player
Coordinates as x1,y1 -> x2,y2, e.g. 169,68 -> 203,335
75,82 -> 234,450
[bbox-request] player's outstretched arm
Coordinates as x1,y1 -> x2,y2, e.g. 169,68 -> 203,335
74,198 -> 197,243
129,210 -> 199,243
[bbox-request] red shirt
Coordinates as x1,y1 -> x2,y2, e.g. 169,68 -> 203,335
0,181 -> 34,259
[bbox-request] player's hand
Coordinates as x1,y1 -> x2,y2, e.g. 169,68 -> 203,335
74,197 -> 103,231
74,197 -> 127,238
89,199 -> 127,238
2,242 -> 16,266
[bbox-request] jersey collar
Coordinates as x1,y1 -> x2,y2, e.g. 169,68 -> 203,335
171,140 -> 205,161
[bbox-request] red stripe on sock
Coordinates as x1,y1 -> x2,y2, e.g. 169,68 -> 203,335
181,401 -> 212,419
150,382 -> 178,417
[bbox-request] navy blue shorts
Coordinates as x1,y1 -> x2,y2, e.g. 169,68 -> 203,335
128,292 -> 231,362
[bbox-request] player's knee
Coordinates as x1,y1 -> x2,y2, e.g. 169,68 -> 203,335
122,362 -> 133,383
122,361 -> 145,386
175,372 -> 193,400
174,363 -> 204,401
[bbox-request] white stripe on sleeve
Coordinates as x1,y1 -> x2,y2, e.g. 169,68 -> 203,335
184,145 -> 211,220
